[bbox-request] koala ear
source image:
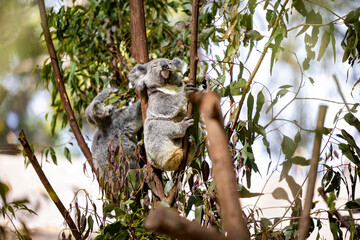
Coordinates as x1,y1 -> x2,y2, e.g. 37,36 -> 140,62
172,58 -> 188,74
129,64 -> 147,91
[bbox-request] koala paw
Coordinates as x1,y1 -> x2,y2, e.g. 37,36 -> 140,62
181,117 -> 194,128
184,84 -> 198,95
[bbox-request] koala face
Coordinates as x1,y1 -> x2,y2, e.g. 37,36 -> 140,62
129,58 -> 187,91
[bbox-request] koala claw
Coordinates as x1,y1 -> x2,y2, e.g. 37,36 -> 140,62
184,84 -> 198,95
182,117 -> 194,127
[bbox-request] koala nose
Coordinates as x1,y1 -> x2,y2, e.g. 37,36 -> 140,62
160,60 -> 169,70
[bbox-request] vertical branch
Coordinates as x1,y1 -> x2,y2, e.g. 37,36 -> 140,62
166,0 -> 200,206
189,92 -> 250,240
297,105 -> 328,240
129,0 -> 149,122
18,130 -> 82,240
129,0 -> 165,200
38,0 -> 95,174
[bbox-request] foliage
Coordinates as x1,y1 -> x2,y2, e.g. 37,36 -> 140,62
34,0 -> 360,239
0,180 -> 36,240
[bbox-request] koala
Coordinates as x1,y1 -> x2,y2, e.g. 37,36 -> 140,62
85,87 -> 143,179
129,58 -> 199,171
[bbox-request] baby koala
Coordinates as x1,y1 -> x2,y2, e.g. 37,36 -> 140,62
85,87 -> 143,179
129,58 -> 199,171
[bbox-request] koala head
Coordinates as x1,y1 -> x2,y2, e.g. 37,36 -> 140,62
129,58 -> 187,91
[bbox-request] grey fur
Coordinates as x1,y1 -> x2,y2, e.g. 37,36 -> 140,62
129,58 -> 199,171
85,87 -> 143,178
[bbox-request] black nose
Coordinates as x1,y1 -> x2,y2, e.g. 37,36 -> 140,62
160,60 -> 169,70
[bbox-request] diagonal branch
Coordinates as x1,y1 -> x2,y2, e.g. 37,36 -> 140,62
18,130 -> 82,240
297,105 -> 327,240
38,0 -> 95,174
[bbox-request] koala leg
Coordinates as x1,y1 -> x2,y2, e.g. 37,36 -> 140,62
144,117 -> 194,171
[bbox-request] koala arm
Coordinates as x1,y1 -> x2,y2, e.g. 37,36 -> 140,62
85,87 -> 117,125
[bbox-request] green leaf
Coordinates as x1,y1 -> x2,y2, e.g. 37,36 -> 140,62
329,24 -> 336,63
272,187 -> 290,202
164,180 -> 174,196
292,0 -> 307,16
286,175 -> 302,199
290,156 -> 310,166
195,205 -> 203,223
248,0 -> 256,14
0,182 -> 9,204
338,143 -> 360,166
247,92 -> 254,123
281,135 -> 296,159
64,147 -> 71,163
344,113 -> 360,133
49,147 -> 57,165
69,62 -> 76,83
340,130 -> 360,156
317,30 -> 331,61
308,77 -> 315,84
238,184 -> 264,198
345,200 -> 360,211
103,204 -> 115,213
254,91 -> 265,124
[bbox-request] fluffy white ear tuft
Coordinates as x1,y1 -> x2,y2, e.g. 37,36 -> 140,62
172,58 -> 188,74
129,64 -> 147,91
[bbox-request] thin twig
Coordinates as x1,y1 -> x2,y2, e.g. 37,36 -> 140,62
333,74 -> 351,112
297,105 -> 328,240
38,0 -> 95,174
18,130 -> 82,240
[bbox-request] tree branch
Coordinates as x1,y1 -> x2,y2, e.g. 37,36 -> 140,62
189,91 -> 250,240
166,0 -> 201,206
144,206 -> 225,240
38,0 -> 95,174
129,0 -> 166,201
297,105 -> 327,240
18,130 -> 82,240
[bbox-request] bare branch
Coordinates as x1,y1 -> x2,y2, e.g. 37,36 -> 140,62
297,105 -> 328,240
37,0 -> 95,174
189,91 -> 250,240
144,206 -> 225,240
18,130 -> 82,240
